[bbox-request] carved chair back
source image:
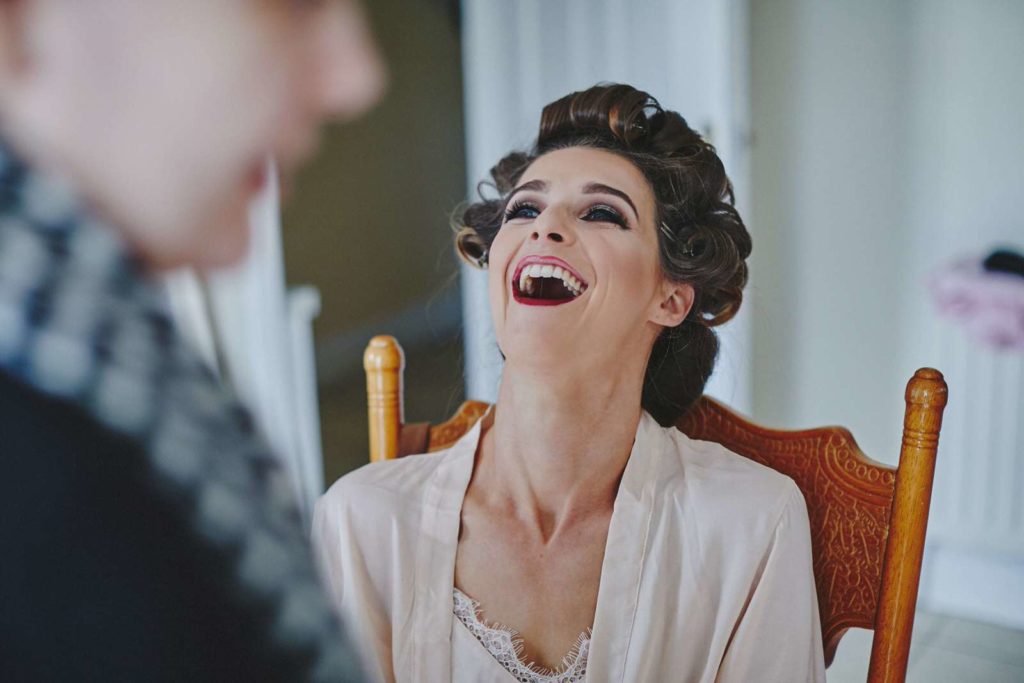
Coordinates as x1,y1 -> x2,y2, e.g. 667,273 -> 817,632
362,334 -> 948,683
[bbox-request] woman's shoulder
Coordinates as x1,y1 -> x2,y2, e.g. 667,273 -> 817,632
316,416 -> 483,541
315,436 -> 481,529
646,424 -> 810,561
659,422 -> 802,519
320,448 -> 450,507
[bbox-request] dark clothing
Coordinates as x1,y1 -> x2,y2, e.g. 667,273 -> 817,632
0,370 -> 313,682
0,138 -> 361,681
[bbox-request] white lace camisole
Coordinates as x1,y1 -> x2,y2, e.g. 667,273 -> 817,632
452,588 -> 591,683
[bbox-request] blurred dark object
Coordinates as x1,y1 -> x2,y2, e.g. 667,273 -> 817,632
983,248 -> 1024,278
0,372 -> 318,681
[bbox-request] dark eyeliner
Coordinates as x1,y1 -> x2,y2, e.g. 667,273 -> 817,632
504,200 -> 539,222
583,204 -> 629,229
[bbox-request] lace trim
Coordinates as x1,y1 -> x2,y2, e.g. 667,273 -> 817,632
452,587 -> 590,683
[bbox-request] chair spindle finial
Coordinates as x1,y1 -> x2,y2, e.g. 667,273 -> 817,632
364,335 -> 405,463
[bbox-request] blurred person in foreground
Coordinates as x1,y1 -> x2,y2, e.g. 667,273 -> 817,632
0,1 -> 384,680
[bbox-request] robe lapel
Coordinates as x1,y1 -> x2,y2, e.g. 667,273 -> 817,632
586,413 -> 662,682
400,410 -> 662,682
404,417 -> 484,682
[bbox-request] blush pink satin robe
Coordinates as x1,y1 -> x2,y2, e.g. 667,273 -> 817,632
312,411 -> 826,682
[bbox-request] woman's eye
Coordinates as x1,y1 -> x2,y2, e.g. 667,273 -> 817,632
582,205 -> 628,229
504,201 -> 540,222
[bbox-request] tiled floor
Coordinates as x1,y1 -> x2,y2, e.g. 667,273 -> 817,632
827,612 -> 1024,682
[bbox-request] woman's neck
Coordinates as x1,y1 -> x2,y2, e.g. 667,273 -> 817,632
473,359 -> 646,542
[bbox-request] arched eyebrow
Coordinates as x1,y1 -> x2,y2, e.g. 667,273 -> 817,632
583,182 -> 639,220
505,179 -> 639,221
505,179 -> 548,205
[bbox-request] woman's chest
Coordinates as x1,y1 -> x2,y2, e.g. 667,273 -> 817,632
453,511 -> 609,672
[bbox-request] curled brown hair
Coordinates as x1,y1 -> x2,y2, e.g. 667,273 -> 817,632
456,84 -> 751,426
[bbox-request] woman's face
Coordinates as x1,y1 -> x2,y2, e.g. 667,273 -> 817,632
488,146 -> 692,375
1,0 -> 384,270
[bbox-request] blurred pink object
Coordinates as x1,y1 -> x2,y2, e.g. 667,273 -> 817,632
930,258 -> 1024,350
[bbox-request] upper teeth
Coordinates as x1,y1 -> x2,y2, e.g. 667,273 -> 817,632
518,263 -> 586,296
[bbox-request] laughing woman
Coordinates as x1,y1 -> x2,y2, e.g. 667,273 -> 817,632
313,84 -> 825,682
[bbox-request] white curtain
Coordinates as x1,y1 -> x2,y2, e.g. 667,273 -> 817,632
459,0 -> 753,411
163,161 -> 324,525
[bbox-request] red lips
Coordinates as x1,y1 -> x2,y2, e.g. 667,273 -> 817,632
511,255 -> 588,307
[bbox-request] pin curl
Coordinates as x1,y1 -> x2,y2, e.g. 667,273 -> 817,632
661,221 -> 700,258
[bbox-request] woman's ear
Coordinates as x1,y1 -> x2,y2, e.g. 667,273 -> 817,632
649,280 -> 694,328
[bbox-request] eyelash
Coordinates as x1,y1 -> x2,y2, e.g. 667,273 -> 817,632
584,204 -> 629,229
502,201 -> 630,230
503,201 -> 540,222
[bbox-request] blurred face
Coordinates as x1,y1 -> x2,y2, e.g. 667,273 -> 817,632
0,0 -> 384,270
487,146 -> 692,375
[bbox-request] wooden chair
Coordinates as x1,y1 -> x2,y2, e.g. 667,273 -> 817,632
363,334 -> 948,683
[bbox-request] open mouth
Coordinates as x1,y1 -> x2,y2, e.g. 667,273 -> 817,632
512,257 -> 589,306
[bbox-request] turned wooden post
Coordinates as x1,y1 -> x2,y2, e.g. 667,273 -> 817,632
364,335 -> 404,463
868,368 -> 948,682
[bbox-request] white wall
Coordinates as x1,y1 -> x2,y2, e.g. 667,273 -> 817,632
750,0 -> 912,458
902,0 -> 1024,363
903,0 -> 1024,628
751,0 -> 1024,457
751,0 -> 1024,626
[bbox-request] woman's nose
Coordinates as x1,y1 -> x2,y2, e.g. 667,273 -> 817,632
531,210 -> 574,245
311,0 -> 388,122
